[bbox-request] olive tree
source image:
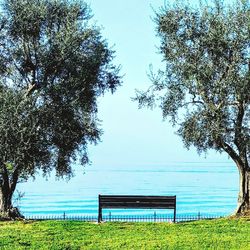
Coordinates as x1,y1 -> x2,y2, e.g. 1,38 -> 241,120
135,0 -> 250,215
0,0 -> 120,217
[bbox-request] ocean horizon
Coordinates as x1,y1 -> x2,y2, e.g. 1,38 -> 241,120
17,162 -> 238,217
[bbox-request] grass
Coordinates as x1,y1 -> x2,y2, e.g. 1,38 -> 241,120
0,217 -> 249,249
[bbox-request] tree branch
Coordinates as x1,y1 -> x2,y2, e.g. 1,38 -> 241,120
234,101 -> 246,156
10,166 -> 19,195
0,164 -> 10,193
220,140 -> 245,171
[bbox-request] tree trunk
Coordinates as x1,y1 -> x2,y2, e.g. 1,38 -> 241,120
0,185 -> 24,219
235,169 -> 250,215
0,163 -> 24,219
0,187 -> 13,213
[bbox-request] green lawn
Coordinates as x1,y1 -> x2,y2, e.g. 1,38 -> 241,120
0,217 -> 249,249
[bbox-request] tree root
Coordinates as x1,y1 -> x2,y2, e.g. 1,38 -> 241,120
0,207 -> 24,221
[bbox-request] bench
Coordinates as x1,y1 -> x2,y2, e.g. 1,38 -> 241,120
98,195 -> 176,222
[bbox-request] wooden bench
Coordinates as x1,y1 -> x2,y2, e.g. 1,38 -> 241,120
98,195 -> 176,222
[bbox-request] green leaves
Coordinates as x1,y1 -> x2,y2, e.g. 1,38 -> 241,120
0,0 -> 121,183
136,0 -> 250,163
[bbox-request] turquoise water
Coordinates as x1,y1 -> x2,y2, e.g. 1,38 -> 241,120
17,162 -> 238,217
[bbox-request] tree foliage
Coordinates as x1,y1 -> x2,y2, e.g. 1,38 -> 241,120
136,0 -> 250,159
0,0 -> 120,215
135,0 -> 250,213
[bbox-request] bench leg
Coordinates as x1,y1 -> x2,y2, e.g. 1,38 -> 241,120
98,194 -> 102,223
173,208 -> 176,223
98,200 -> 102,223
98,207 -> 102,223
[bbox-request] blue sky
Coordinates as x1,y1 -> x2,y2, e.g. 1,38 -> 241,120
85,0 -> 232,169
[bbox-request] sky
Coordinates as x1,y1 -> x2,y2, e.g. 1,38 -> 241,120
83,0 -> 232,169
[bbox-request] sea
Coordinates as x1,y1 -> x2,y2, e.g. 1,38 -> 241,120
16,162 -> 238,218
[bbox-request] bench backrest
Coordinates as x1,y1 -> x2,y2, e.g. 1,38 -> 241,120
99,195 -> 176,209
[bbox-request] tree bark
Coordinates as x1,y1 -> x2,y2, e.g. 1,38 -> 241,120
0,166 -> 22,218
235,169 -> 250,215
0,186 -> 13,213
220,141 -> 250,215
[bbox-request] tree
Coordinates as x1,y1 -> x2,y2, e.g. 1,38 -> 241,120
135,0 -> 250,215
0,87 -> 40,218
0,0 -> 120,218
